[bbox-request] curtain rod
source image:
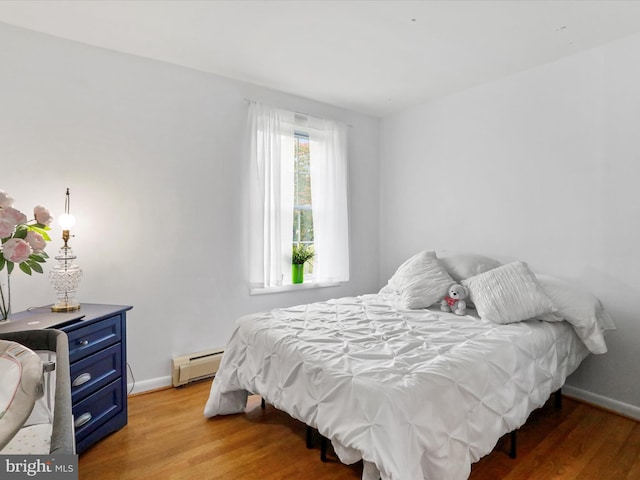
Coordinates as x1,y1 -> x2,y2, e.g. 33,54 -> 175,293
244,98 -> 353,128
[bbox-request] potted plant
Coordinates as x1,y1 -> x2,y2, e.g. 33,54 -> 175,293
291,244 -> 314,284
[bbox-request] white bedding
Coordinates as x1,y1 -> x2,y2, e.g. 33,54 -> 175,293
204,293 -> 589,480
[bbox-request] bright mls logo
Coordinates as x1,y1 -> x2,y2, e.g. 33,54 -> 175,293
5,458 -> 52,476
1,455 -> 77,479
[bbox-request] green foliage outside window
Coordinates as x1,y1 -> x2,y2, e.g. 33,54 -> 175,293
293,131 -> 313,274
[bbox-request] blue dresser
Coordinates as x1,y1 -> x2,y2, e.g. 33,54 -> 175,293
1,304 -> 132,454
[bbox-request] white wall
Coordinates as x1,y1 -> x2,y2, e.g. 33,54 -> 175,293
0,23 -> 380,391
380,32 -> 640,417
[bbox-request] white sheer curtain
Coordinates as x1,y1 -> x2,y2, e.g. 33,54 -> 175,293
309,120 -> 350,282
249,101 -> 349,289
249,102 -> 294,288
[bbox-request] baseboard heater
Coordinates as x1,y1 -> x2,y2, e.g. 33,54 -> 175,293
171,348 -> 224,387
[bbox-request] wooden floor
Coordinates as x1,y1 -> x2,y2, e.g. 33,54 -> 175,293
79,380 -> 640,480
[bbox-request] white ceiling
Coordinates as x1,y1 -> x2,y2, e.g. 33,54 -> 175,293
2,0 -> 640,117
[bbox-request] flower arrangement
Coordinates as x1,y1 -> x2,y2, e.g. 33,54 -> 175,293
0,190 -> 53,320
291,243 -> 314,284
292,243 -> 314,265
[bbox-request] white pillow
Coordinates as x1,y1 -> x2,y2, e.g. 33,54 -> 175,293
537,274 -> 615,354
0,341 -> 44,451
387,250 -> 454,309
439,254 -> 502,282
462,261 -> 556,324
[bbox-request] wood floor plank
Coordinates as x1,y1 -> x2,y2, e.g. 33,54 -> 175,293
575,414 -> 636,479
497,403 -> 610,480
79,380 -> 639,480
617,423 -> 640,480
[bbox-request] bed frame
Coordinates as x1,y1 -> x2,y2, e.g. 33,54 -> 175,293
294,388 -> 562,464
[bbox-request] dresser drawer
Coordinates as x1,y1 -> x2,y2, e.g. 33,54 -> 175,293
70,343 -> 122,404
64,314 -> 122,363
73,379 -> 123,442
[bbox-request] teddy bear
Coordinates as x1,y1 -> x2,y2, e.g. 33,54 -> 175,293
440,284 -> 469,316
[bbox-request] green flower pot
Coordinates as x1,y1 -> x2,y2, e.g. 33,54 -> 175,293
292,264 -> 304,284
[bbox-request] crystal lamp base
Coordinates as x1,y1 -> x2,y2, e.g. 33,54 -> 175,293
50,245 -> 83,313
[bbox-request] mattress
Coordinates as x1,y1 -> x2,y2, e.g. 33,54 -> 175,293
204,293 -> 589,480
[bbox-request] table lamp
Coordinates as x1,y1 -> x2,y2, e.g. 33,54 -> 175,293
50,188 -> 82,312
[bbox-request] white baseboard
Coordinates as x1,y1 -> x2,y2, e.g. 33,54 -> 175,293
562,385 -> 640,421
128,375 -> 172,395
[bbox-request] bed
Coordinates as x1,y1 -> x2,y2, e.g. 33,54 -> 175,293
204,252 -> 614,480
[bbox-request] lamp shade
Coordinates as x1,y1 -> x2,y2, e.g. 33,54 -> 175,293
58,213 -> 76,230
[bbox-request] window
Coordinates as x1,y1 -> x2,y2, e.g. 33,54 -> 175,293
248,102 -> 349,290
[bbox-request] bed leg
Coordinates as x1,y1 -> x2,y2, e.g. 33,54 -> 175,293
305,425 -> 329,461
261,397 -> 266,409
555,388 -> 562,409
320,436 -> 328,462
306,426 -> 313,449
509,430 -> 517,459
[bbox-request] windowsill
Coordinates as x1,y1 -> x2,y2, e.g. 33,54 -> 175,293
250,280 -> 341,295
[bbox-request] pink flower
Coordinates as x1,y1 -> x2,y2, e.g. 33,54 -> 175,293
0,206 -> 27,225
0,218 -> 14,238
2,238 -> 33,264
0,190 -> 13,209
34,205 -> 53,226
26,230 -> 46,253
0,207 -> 23,239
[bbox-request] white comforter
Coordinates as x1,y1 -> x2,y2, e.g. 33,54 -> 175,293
204,294 -> 589,480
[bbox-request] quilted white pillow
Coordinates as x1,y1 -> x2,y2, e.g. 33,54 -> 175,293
0,341 -> 44,451
463,261 -> 556,324
439,254 -> 502,282
537,274 -> 615,354
387,250 -> 454,309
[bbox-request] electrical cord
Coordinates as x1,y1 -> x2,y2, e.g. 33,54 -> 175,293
127,362 -> 136,395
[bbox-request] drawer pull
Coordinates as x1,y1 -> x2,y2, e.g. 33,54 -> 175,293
75,412 -> 92,428
72,373 -> 92,387
79,340 -> 89,346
